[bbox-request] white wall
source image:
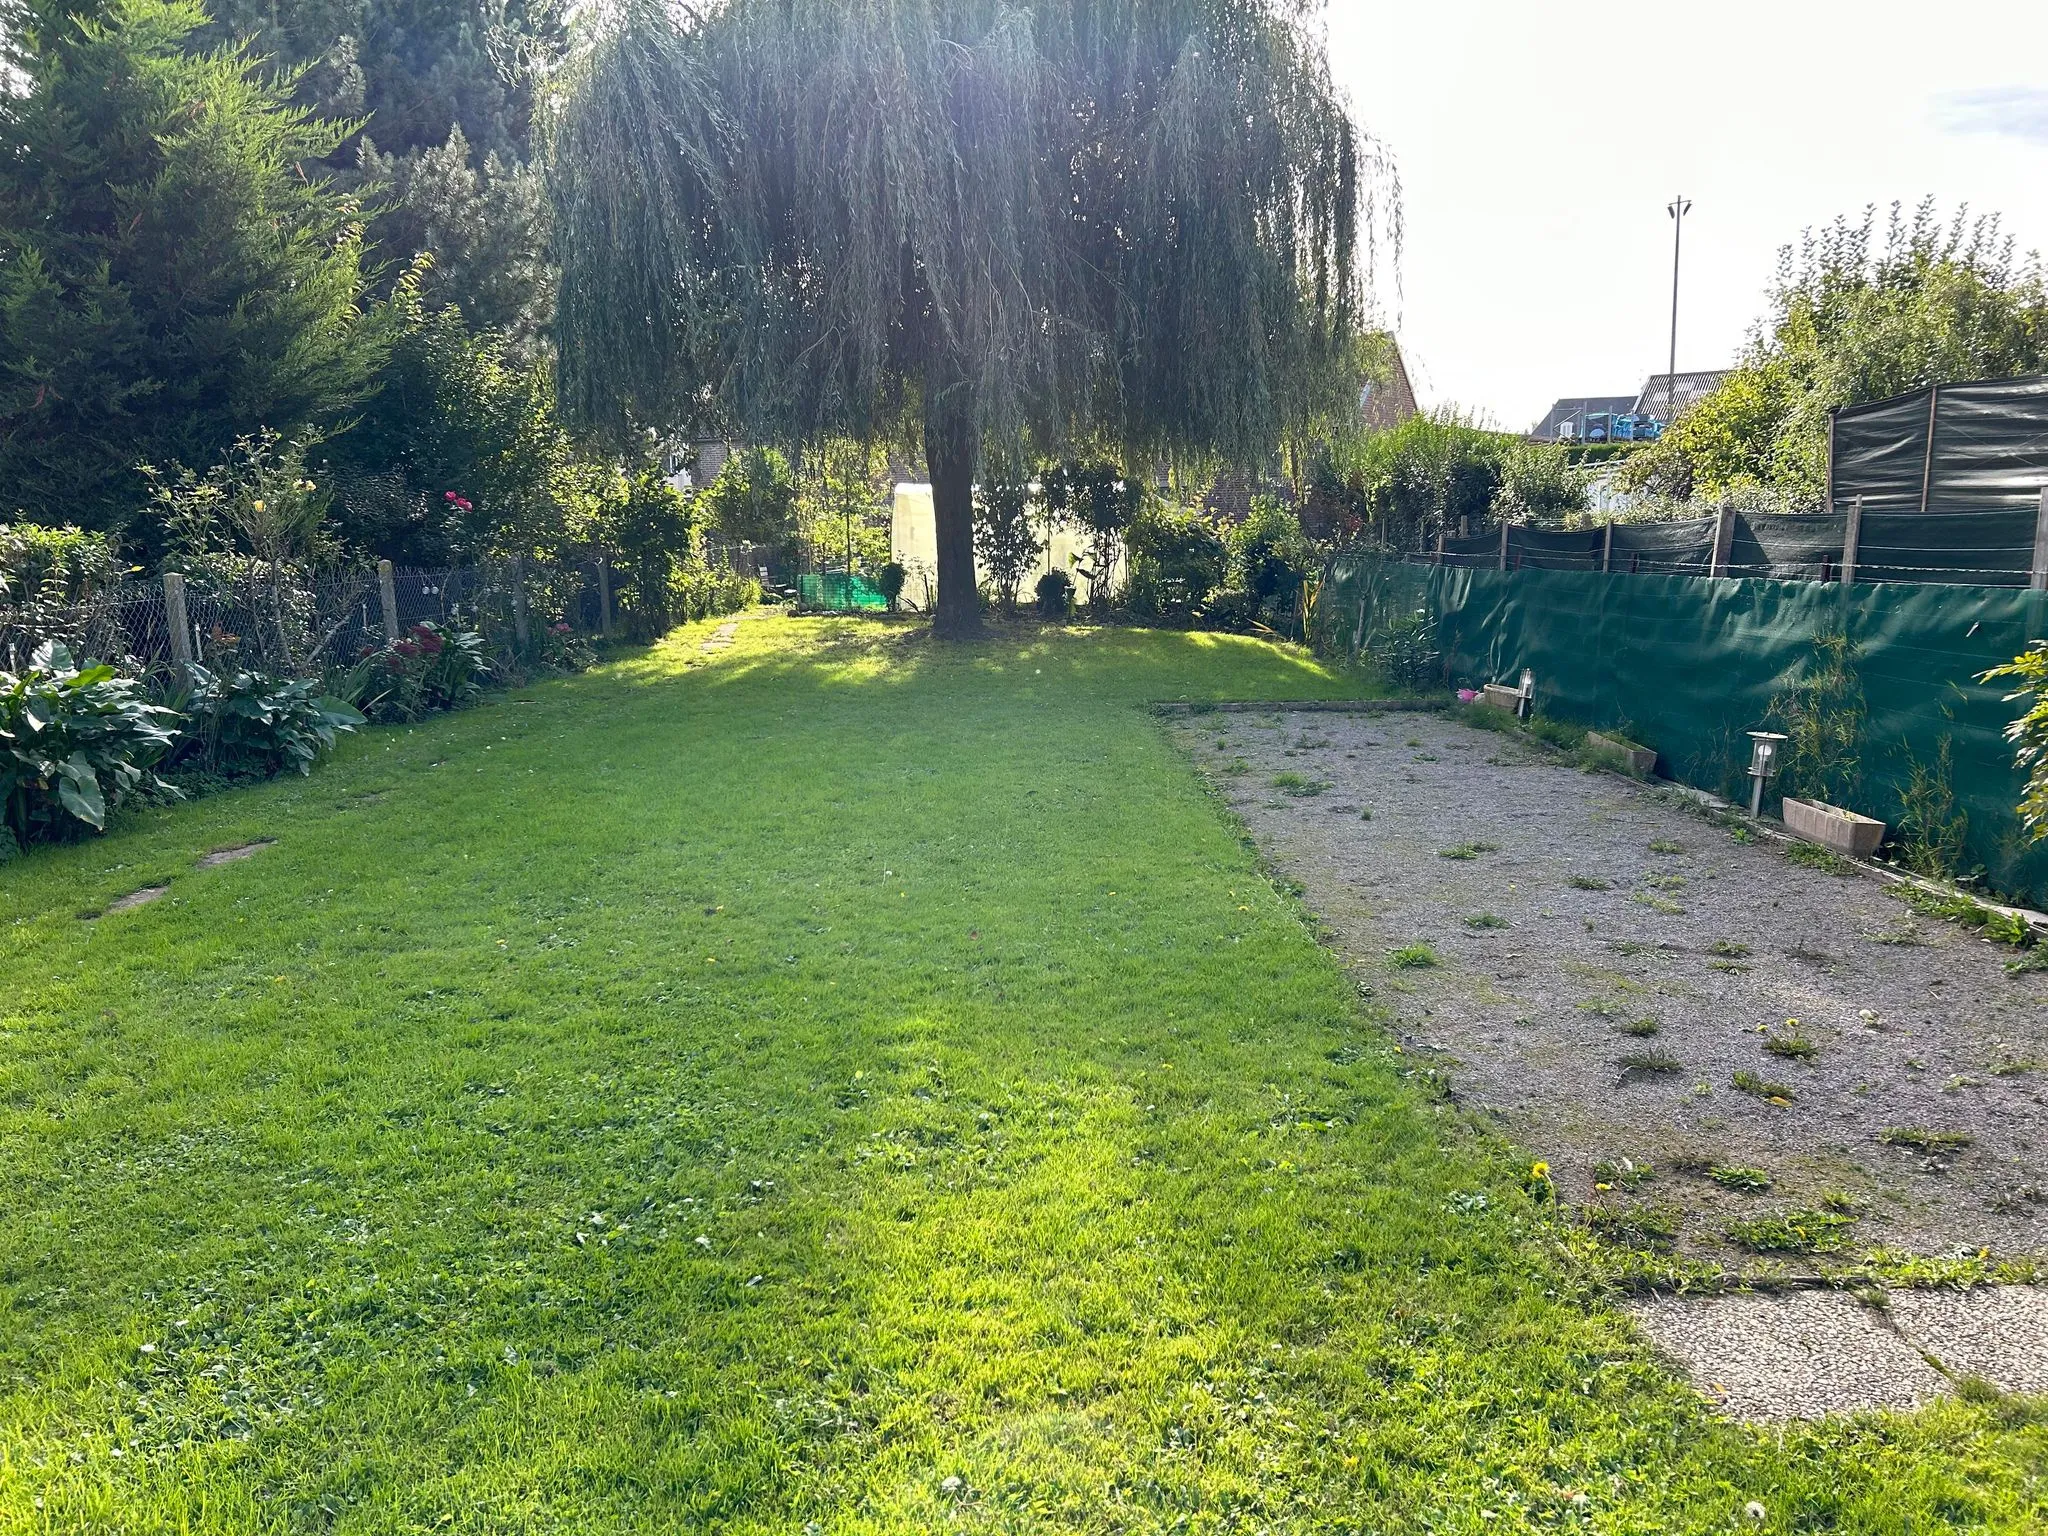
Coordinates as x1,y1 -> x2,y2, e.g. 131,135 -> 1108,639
890,483 -> 1120,610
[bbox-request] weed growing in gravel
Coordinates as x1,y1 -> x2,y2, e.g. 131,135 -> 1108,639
1726,1207 -> 1858,1254
1620,1017 -> 1661,1038
1648,839 -> 1684,855
1592,1157 -> 1652,1190
1388,944 -> 1440,969
1567,875 -> 1611,890
1764,1032 -> 1819,1061
1583,1202 -> 1681,1251
1223,759 -> 1250,775
1707,939 -> 1751,958
1784,841 -> 1857,875
1619,1049 -> 1682,1074
1988,1054 -> 2040,1077
1358,808 -> 1374,820
1438,842 -> 1499,860
1645,873 -> 1687,890
1271,772 -> 1328,796
2003,945 -> 2048,975
1708,959 -> 1751,973
1878,1126 -> 1974,1153
1464,912 -> 1508,930
1578,999 -> 1621,1017
1708,1166 -> 1773,1192
1732,1070 -> 1795,1103
1404,738 -> 1422,748
1632,893 -> 1685,915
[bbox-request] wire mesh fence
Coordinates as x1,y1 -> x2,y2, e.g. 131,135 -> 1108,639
2,559 -> 610,685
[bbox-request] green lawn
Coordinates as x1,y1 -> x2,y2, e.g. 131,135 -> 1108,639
1,616 -> 2040,1532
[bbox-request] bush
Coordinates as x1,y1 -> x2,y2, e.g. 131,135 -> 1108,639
1367,608 -> 1440,692
973,474 -> 1041,611
1227,499 -> 1316,635
178,666 -> 365,779
877,562 -> 907,613
1035,569 -> 1075,620
0,643 -> 180,852
342,622 -> 490,720
1124,506 -> 1227,620
539,621 -> 597,673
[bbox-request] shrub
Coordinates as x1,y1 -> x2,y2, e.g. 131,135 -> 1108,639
343,622 -> 489,720
1035,569 -> 1075,620
539,622 -> 597,673
0,643 -> 180,852
178,666 -> 365,778
1366,608 -> 1440,692
972,474 -> 1041,611
1227,498 -> 1315,636
1124,505 -> 1227,620
877,562 -> 908,614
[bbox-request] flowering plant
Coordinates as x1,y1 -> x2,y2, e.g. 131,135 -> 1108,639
342,621 -> 488,720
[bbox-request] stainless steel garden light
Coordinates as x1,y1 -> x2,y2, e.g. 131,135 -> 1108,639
1746,730 -> 1787,817
1518,667 -> 1535,720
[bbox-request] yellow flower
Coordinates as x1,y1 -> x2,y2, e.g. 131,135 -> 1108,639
1531,1161 -> 1550,1178
252,498 -> 266,512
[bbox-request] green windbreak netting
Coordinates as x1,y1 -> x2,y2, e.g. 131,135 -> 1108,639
798,572 -> 889,610
1726,512 -> 1846,580
1320,556 -> 2048,903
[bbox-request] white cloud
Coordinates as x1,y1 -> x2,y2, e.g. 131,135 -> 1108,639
1936,87 -> 2048,144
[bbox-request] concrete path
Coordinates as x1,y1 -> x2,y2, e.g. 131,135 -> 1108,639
700,620 -> 739,654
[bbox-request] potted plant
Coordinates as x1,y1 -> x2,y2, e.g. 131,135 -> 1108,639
1781,797 -> 1886,858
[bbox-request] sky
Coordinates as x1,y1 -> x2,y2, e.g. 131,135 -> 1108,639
1324,1 -> 2048,434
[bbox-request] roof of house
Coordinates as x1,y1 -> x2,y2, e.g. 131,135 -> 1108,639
1633,370 -> 1731,419
1529,396 -> 1637,440
1359,340 -> 1418,431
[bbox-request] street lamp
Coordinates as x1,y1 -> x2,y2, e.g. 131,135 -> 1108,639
1666,195 -> 1692,419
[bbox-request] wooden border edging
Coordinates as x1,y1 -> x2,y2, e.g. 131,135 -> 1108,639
1151,698 -> 1449,716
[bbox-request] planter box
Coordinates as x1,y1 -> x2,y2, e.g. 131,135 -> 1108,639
1782,796 -> 1885,858
1586,731 -> 1657,776
1480,683 -> 1523,712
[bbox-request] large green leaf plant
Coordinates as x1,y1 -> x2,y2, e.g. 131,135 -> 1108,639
0,642 -> 181,853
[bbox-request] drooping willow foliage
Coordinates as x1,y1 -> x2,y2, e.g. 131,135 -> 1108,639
547,0 -> 1393,632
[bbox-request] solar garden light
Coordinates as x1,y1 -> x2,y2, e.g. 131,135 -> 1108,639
1517,667 -> 1535,720
1746,730 -> 1787,818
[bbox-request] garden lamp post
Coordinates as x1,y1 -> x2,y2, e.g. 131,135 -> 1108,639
1517,667 -> 1535,721
1746,730 -> 1787,818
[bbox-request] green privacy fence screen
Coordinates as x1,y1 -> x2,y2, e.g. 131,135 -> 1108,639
798,572 -> 889,610
1319,555 -> 2048,903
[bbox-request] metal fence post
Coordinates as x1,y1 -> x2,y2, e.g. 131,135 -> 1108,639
510,556 -> 531,649
163,571 -> 193,686
597,557 -> 614,637
1841,495 -> 1864,585
1433,527 -> 1445,565
378,559 -> 401,640
1600,520 -> 1614,573
1710,500 -> 1736,578
2032,487 -> 2048,592
1497,519 -> 1510,571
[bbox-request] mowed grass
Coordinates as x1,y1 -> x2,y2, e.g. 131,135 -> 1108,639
0,616 -> 2040,1532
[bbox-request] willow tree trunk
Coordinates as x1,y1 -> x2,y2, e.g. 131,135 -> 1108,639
923,370 -> 982,639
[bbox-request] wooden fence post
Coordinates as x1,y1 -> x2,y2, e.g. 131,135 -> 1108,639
378,559 -> 401,640
1841,495 -> 1864,585
1497,519 -> 1510,571
163,571 -> 193,685
1433,527 -> 1445,565
2032,487 -> 2048,593
597,557 -> 614,637
1710,500 -> 1736,578
510,556 -> 531,649
1600,520 -> 1614,573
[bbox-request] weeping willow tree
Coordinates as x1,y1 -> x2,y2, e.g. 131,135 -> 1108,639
548,0 -> 1390,635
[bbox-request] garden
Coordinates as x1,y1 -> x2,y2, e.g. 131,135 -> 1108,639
2,615 -> 2043,1531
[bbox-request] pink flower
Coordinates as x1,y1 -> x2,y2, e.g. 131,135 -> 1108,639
1457,688 -> 1478,702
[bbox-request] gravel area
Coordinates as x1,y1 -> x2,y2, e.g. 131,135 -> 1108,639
1889,1285 -> 2048,1396
1176,707 -> 2048,1263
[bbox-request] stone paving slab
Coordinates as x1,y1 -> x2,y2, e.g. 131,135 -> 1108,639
1631,1291 -> 1946,1419
1889,1285 -> 2048,1396
701,620 -> 740,653
1633,1286 -> 2048,1419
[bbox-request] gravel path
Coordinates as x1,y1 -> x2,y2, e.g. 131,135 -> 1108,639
1175,707 -> 2048,1264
